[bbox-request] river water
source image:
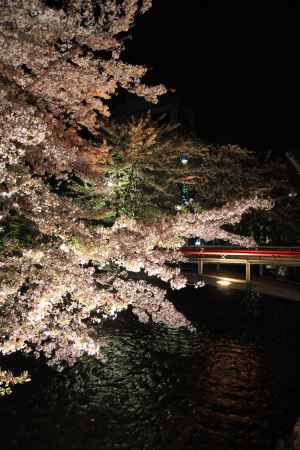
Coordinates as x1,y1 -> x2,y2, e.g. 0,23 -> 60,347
1,286 -> 300,450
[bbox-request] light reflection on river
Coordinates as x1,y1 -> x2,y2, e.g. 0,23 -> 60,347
1,287 -> 300,450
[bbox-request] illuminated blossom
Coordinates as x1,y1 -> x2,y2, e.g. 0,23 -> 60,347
0,1 -> 274,371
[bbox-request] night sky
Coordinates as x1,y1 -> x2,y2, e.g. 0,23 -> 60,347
124,2 -> 300,151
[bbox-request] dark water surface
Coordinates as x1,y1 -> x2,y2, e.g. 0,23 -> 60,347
1,287 -> 300,450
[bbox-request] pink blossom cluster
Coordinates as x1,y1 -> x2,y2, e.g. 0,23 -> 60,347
0,0 -> 165,132
0,193 -> 272,366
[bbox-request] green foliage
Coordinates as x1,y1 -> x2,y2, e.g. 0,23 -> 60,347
0,212 -> 43,252
0,385 -> 12,396
51,175 -> 117,225
55,177 -> 107,211
113,165 -> 144,218
98,115 -> 283,219
68,235 -> 82,250
191,202 -> 203,214
44,116 -> 285,225
0,368 -> 31,396
112,164 -> 166,220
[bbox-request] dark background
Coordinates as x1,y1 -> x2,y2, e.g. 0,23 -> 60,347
123,2 -> 300,152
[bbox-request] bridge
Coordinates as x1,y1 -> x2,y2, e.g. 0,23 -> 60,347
181,246 -> 300,301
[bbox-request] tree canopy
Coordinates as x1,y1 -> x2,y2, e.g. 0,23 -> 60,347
0,0 -> 278,389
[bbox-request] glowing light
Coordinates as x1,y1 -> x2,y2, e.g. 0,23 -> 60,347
217,279 -> 232,287
179,155 -> 189,165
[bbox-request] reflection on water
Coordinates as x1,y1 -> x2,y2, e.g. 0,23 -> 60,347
194,340 -> 273,450
1,288 -> 300,450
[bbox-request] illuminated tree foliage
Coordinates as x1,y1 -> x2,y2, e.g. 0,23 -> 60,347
0,1 -> 275,382
0,0 -> 165,132
0,367 -> 30,396
86,115 -> 280,221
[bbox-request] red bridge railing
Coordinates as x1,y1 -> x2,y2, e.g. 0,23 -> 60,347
181,247 -> 300,258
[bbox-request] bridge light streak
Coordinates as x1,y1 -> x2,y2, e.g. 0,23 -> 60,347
217,279 -> 232,287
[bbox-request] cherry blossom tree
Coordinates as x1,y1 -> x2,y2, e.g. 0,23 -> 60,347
0,1 -> 275,380
0,0 -> 165,132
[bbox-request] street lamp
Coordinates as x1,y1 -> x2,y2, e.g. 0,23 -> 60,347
179,154 -> 189,165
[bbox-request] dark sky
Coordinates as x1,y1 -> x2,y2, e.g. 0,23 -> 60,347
124,2 -> 300,150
